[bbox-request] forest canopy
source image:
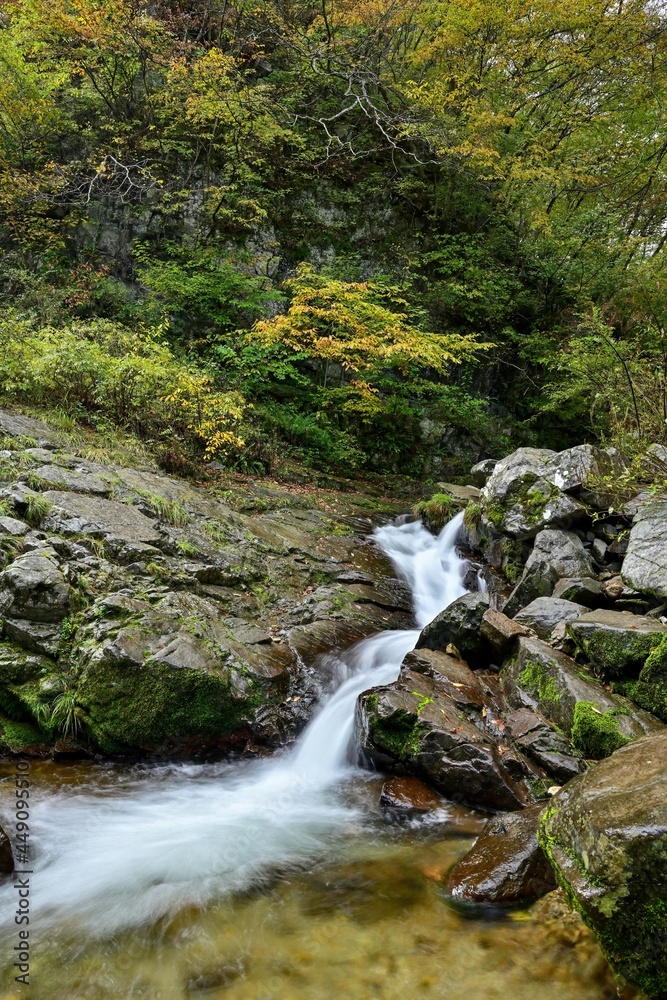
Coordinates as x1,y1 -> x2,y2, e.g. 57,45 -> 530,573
1,0 -> 667,475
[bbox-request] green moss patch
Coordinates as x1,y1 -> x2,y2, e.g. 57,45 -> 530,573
519,659 -> 560,708
571,701 -> 630,759
616,635 -> 667,722
413,493 -> 458,533
369,709 -> 426,761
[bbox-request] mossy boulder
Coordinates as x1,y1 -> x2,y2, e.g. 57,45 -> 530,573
502,636 -> 661,747
570,701 -> 631,759
355,664 -> 533,811
415,592 -> 490,667
615,634 -> 667,722
539,730 -> 667,997
567,609 -> 667,677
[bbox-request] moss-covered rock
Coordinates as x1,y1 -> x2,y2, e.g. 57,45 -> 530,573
538,730 -> 667,996
615,634 -> 667,723
502,636 -> 661,743
570,701 -> 630,759
567,609 -> 667,677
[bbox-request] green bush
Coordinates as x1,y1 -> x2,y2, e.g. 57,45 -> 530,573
0,314 -> 245,461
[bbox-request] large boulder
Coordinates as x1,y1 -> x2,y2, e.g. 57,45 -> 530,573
355,655 -> 533,812
415,592 -> 490,667
502,636 -> 661,754
567,609 -> 667,676
503,529 -> 595,617
0,547 -> 70,623
544,444 -> 620,507
444,804 -> 556,907
514,597 -> 587,640
622,501 -> 667,599
539,730 -> 667,997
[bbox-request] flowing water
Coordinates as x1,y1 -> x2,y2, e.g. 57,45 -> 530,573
0,516 -> 624,999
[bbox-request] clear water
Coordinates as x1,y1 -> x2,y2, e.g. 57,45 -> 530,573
0,516 -> 625,998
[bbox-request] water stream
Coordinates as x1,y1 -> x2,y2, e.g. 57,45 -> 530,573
0,515 -> 621,998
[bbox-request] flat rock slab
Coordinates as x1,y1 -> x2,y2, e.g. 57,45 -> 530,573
539,729 -> 667,996
0,410 -> 62,448
622,501 -> 667,599
0,516 -> 28,536
0,547 -> 70,623
43,492 -> 162,544
514,597 -> 587,640
567,609 -> 667,676
445,803 -> 555,906
30,465 -> 111,496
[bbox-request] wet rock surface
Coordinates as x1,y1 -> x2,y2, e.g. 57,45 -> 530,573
444,803 -> 556,907
539,729 -> 667,997
415,592 -> 490,666
0,408 -> 415,757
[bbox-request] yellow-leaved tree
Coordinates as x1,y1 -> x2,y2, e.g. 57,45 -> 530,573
248,264 -> 490,419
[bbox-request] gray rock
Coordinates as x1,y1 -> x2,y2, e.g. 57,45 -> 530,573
2,619 -> 60,657
0,410 -> 61,448
43,492 -> 162,545
502,636 -> 661,741
552,577 -> 603,607
507,707 -> 586,783
415,592 -> 490,667
503,529 -> 595,616
567,609 -> 667,676
26,465 -> 111,496
480,608 -> 530,661
539,730 -> 667,996
356,667 -> 532,811
514,597 -> 587,640
470,458 -> 498,487
622,501 -> 667,599
591,537 -> 607,563
22,447 -> 55,463
484,448 -> 557,501
445,804 -> 556,906
544,443 -> 614,495
0,547 -> 70,622
0,516 -> 29,537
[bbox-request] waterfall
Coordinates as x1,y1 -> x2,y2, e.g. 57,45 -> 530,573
0,514 -> 469,937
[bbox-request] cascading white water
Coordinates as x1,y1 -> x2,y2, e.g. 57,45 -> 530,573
0,514 -> 469,938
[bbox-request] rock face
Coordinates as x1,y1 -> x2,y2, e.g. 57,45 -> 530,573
0,408 -> 416,757
444,804 -> 556,907
379,776 -> 445,815
0,823 -> 13,876
622,501 -> 667,599
0,547 -> 70,623
502,636 -> 660,752
505,707 -> 585,783
503,529 -> 595,616
514,597 -> 587,640
539,730 -> 667,997
415,593 -> 490,666
567,609 -> 667,676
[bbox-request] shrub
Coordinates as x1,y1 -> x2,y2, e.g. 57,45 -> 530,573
0,315 -> 245,461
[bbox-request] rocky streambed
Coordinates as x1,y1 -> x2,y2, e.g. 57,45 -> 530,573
0,413 -> 666,998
